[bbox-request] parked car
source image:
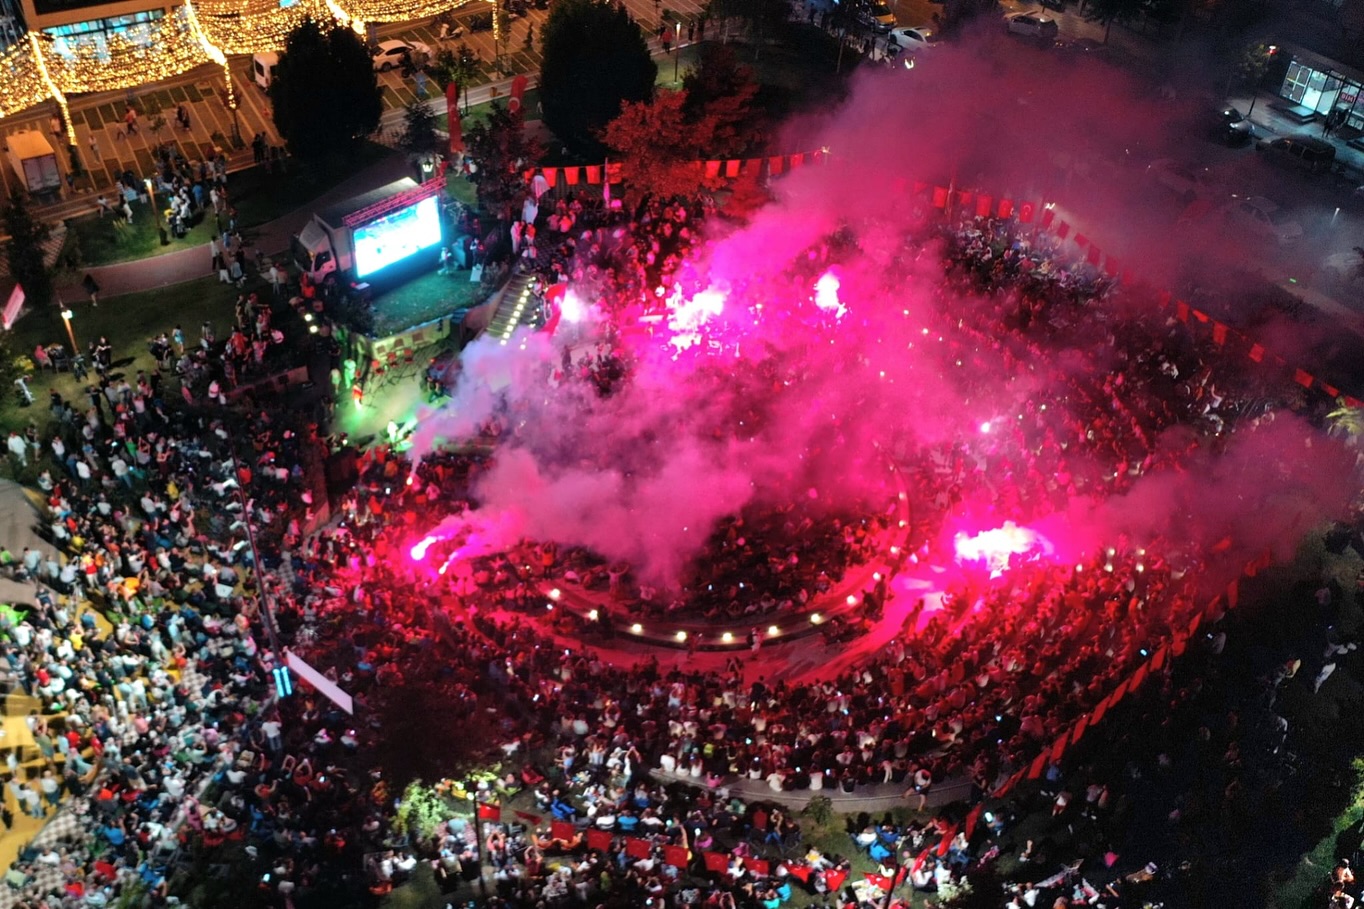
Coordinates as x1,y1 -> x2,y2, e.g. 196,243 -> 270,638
1256,133 -> 1337,174
1005,12 -> 1059,38
371,39 -> 432,71
1209,106 -> 1253,146
1145,158 -> 1224,202
1215,195 -> 1304,245
887,26 -> 932,49
858,2 -> 897,32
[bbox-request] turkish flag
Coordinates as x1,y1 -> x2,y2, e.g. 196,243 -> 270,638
663,845 -> 690,868
509,74 -> 528,114
586,829 -> 613,851
748,858 -> 770,877
446,82 -> 463,153
625,837 -> 652,860
787,864 -> 813,883
824,868 -> 848,892
702,851 -> 730,873
964,803 -> 983,840
550,820 -> 575,842
477,802 -> 501,821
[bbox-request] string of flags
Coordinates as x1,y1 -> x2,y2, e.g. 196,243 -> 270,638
522,150 -> 830,189
991,548 -> 1274,799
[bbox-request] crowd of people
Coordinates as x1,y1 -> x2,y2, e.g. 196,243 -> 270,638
0,171 -> 1353,909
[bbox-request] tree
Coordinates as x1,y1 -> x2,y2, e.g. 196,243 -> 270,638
431,44 -> 481,112
270,17 -> 383,160
399,101 -> 441,157
682,43 -> 762,157
603,89 -> 724,203
464,102 -> 545,221
1225,41 -> 1274,115
540,0 -> 657,154
1083,0 -> 1144,44
2,192 -> 52,312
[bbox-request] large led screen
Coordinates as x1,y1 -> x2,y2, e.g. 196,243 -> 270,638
352,196 -> 442,279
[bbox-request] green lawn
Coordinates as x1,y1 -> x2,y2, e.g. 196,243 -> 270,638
371,268 -> 489,337
0,275 -> 241,440
64,142 -> 398,268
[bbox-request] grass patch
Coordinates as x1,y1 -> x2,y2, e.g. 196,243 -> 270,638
64,142 -> 398,268
1274,789 -> 1364,909
66,198 -> 219,268
0,276 -> 242,438
371,268 -> 489,337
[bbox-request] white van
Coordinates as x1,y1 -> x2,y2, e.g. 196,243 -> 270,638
252,52 -> 279,90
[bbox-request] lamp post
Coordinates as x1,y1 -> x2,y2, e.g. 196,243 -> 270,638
144,177 -> 158,223
673,21 -> 682,82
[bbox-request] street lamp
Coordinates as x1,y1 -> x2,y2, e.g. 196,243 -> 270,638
144,177 -> 158,223
673,21 -> 682,82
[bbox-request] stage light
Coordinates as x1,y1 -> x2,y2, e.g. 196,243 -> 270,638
845,595 -> 858,606
675,631 -> 687,642
588,609 -> 598,621
548,588 -> 561,600
722,632 -> 733,643
631,623 -> 643,634
767,625 -> 779,637
810,613 -> 822,624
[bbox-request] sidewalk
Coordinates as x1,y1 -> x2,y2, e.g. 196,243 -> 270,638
1228,87 -> 1364,179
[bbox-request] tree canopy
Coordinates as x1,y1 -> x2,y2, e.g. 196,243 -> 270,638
1083,0 -> 1143,43
540,0 -> 657,154
2,192 -> 52,312
270,17 -> 383,160
464,102 -> 545,221
682,44 -> 762,158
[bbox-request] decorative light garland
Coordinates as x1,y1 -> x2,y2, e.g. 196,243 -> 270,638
0,0 -> 482,123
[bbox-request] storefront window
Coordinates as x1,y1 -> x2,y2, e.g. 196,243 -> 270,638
44,8 -> 163,57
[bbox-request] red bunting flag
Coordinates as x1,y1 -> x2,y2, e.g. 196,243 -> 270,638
1151,645 -> 1167,671
702,851 -> 729,873
1130,663 -> 1149,691
790,153 -> 805,169
964,803 -> 984,840
1248,343 -> 1264,362
1040,207 -> 1055,229
1293,369 -> 1314,388
550,820 -> 575,842
769,156 -> 785,175
1091,694 -> 1110,725
1322,383 -> 1340,397
563,167 -> 580,185
725,160 -> 741,178
911,847 -> 933,875
1055,221 -> 1070,239
936,823 -> 959,857
1227,578 -> 1239,608
1193,309 -> 1210,323
1074,233 -> 1089,248
663,845 -> 691,868
1212,322 -> 1227,346
542,168 -> 557,188
1027,752 -> 1048,779
1086,244 -> 1102,265
1104,255 -> 1119,276
625,837 -> 652,860
585,166 -> 601,184
1050,735 -> 1068,764
997,198 -> 1013,219
705,161 -> 722,179
932,186 -> 949,208
1070,714 -> 1089,746
957,189 -> 973,206
976,194 -> 992,218
1019,201 -> 1035,223
1176,301 -> 1190,322
1347,396 -> 1364,408
586,829 -> 613,851
477,802 -> 501,821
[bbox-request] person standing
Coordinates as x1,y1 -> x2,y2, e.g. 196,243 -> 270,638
83,273 -> 100,307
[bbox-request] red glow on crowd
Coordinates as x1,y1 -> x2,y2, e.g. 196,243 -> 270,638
953,522 -> 1054,578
